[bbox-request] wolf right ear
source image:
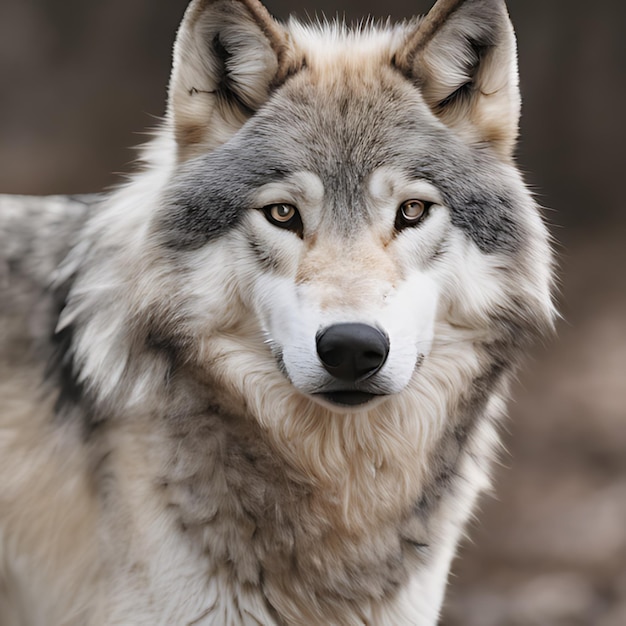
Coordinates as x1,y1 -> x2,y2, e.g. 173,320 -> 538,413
167,0 -> 295,160
395,0 -> 520,158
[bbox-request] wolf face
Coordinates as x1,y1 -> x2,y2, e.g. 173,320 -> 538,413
55,0 -> 554,475
126,0 -> 553,420
163,97 -> 449,411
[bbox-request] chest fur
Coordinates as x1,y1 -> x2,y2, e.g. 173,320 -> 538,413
131,412 -> 433,623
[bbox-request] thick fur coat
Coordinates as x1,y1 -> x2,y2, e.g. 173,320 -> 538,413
0,0 -> 554,624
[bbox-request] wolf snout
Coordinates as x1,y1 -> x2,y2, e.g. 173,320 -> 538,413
315,323 -> 389,382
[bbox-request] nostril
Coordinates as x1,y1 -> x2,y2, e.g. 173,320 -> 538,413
319,347 -> 343,368
316,323 -> 389,383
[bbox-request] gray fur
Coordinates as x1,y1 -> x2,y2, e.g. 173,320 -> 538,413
0,195 -> 93,354
160,143 -> 291,249
162,408 -> 421,617
161,76 -> 525,254
155,353 -> 509,619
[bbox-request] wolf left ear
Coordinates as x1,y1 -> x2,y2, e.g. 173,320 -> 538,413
167,0 -> 294,160
395,0 -> 520,158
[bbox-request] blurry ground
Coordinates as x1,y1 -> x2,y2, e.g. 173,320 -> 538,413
442,233 -> 626,626
1,1 -> 624,624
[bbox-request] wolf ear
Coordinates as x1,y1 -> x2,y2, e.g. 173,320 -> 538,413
395,0 -> 520,158
167,0 -> 293,160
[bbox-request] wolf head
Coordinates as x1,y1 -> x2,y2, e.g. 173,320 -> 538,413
63,0 -> 553,434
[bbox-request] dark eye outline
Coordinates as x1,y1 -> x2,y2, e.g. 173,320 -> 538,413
394,199 -> 433,231
260,203 -> 304,238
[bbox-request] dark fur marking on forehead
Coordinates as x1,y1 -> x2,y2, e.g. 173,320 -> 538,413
449,191 -> 520,254
160,144 -> 292,250
407,153 -> 524,255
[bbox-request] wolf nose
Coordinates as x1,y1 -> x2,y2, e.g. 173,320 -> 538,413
316,324 -> 389,382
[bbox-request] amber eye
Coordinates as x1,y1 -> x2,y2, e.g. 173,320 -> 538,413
270,204 -> 296,222
261,203 -> 303,237
395,199 -> 432,230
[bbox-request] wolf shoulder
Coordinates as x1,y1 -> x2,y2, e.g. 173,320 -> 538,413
0,194 -> 96,357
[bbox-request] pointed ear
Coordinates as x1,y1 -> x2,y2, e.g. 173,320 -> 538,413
167,0 -> 295,160
395,0 -> 520,158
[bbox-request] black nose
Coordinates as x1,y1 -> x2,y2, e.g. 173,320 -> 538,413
316,323 -> 389,383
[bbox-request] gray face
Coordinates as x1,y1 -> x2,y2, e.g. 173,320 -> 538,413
160,69 -> 528,256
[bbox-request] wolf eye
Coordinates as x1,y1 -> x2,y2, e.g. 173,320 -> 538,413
270,204 -> 296,222
261,204 -> 303,237
395,200 -> 432,230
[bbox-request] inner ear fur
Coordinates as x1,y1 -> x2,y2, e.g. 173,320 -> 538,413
395,0 -> 521,158
168,0 -> 296,160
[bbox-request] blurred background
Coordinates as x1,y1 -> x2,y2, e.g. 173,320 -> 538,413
0,1 -> 624,624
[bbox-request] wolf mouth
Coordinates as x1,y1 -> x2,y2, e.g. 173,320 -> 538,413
316,390 -> 381,407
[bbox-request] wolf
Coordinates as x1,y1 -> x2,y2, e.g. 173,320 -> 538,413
0,0 -> 554,624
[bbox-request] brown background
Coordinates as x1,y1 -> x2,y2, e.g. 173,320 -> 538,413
1,1 -> 624,624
